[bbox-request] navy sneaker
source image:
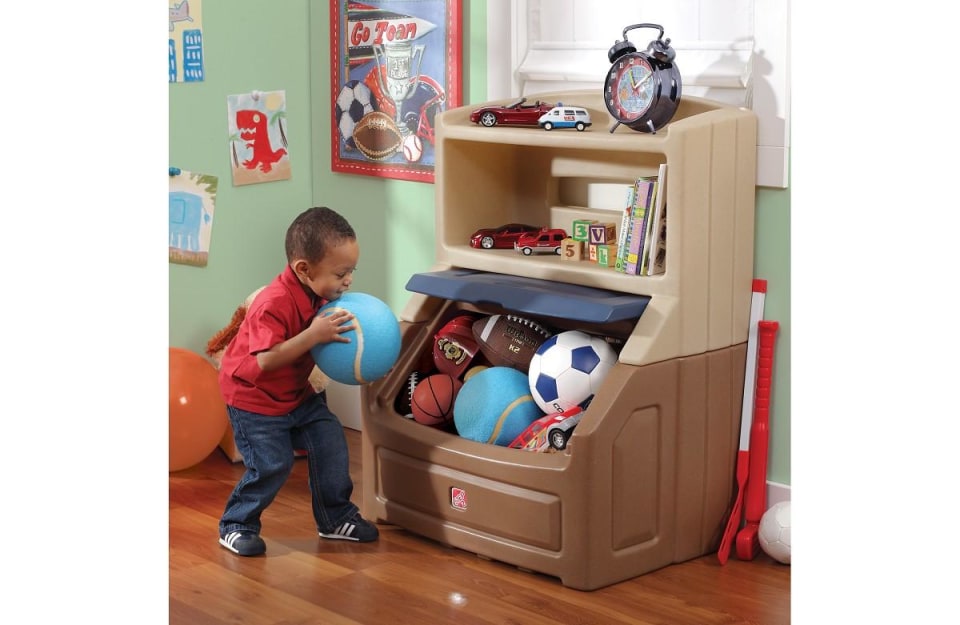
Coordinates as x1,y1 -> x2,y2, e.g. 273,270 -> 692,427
319,514 -> 379,542
219,530 -> 266,556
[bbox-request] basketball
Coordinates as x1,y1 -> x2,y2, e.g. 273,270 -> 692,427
453,366 -> 543,446
411,373 -> 462,428
310,292 -> 401,385
169,347 -> 228,472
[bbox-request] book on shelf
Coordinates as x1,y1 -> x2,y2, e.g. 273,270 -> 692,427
624,176 -> 657,275
614,184 -> 634,273
640,163 -> 668,275
648,201 -> 667,275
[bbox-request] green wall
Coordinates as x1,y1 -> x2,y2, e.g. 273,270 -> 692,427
755,186 -> 791,485
169,0 -> 316,351
169,0 -> 790,486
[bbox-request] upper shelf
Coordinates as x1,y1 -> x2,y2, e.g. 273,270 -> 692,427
431,88 -> 758,363
436,90 -> 751,154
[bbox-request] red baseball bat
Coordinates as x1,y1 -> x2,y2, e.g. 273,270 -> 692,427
717,279 -> 766,565
735,319 -> 780,560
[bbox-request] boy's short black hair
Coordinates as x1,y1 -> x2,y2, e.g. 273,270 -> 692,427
285,206 -> 356,263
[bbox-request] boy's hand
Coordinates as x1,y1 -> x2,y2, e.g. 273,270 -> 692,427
309,310 -> 355,344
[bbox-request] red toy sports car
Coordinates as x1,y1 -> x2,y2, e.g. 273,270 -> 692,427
469,97 -> 554,128
469,223 -> 543,249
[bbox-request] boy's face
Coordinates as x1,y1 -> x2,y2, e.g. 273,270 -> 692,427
296,238 -> 359,301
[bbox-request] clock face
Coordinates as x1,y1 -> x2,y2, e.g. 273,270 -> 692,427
605,55 -> 655,122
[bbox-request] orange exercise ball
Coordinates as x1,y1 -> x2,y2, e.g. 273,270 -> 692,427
169,347 -> 228,472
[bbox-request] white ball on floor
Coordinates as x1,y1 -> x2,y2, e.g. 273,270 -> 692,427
402,134 -> 423,163
758,500 -> 791,564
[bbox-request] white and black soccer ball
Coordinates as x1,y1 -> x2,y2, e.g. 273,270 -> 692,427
335,79 -> 375,151
758,500 -> 791,564
528,330 -> 618,414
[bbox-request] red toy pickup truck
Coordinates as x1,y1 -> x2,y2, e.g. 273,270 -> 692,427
514,228 -> 568,256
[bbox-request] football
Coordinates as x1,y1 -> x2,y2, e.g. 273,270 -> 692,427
758,500 -> 791,564
472,314 -> 552,372
528,330 -> 618,414
394,370 -> 421,418
352,111 -> 403,161
335,79 -> 376,151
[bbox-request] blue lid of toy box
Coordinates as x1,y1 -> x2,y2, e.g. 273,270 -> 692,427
405,269 -> 650,324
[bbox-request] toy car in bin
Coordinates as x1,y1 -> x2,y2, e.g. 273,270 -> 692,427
509,406 -> 584,451
469,223 -> 542,249
514,228 -> 568,255
469,97 -> 554,127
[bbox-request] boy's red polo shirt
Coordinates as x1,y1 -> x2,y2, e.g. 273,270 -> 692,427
219,266 -> 325,416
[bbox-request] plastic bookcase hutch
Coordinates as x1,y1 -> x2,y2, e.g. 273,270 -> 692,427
360,90 -> 757,590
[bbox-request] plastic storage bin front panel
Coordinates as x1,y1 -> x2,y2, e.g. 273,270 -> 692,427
374,447 -> 563,550
361,297 -> 747,590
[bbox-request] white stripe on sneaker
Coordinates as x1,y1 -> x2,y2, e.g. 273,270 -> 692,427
321,522 -> 359,541
319,515 -> 378,542
219,531 -> 244,553
218,530 -> 266,556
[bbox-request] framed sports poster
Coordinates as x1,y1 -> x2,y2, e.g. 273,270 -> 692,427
330,0 -> 462,183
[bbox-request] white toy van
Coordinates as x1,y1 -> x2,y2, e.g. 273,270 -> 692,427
537,104 -> 592,131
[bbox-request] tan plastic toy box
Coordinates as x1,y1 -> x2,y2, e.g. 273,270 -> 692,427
360,90 -> 757,590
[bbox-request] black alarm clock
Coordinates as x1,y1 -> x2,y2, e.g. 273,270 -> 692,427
603,23 -> 682,134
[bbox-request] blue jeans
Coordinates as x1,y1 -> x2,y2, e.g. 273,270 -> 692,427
219,391 -> 359,537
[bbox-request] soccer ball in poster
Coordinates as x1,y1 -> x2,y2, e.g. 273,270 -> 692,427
527,330 -> 618,414
758,500 -> 791,564
335,79 -> 376,151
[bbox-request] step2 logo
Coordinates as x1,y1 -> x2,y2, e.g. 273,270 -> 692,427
450,487 -> 467,510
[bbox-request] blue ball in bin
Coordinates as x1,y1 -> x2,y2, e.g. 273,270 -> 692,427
453,366 -> 543,445
310,292 -> 401,385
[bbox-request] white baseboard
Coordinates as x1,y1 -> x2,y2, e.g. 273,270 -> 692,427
767,481 -> 791,506
325,380 -> 363,431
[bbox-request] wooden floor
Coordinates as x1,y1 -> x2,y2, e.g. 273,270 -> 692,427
170,428 -> 790,625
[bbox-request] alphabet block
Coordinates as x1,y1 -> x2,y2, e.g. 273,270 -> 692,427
588,222 -> 617,245
572,219 -> 597,242
560,237 -> 584,261
596,244 -> 618,267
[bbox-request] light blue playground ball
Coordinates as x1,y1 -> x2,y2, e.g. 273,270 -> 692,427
309,292 -> 401,385
453,366 -> 544,445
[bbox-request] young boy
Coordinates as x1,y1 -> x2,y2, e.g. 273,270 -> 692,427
217,206 -> 379,556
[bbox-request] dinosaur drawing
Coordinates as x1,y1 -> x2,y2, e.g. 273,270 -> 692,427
236,109 -> 287,173
169,1 -> 193,32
